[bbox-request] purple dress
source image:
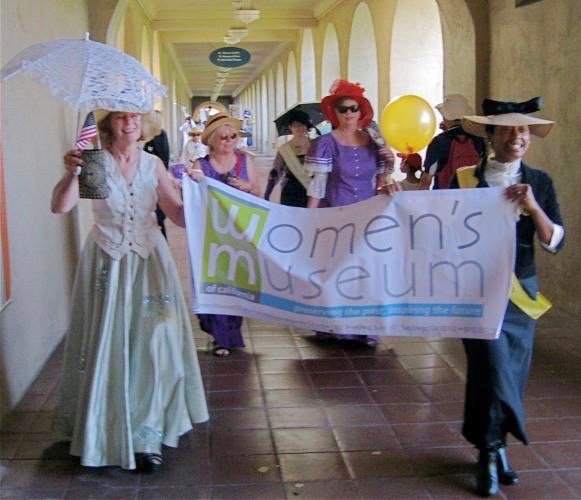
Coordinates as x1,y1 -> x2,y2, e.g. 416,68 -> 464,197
196,153 -> 248,349
305,133 -> 384,343
305,133 -> 384,207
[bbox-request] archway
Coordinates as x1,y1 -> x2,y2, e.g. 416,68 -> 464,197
321,23 -> 340,98
170,77 -> 179,154
247,84 -> 258,150
275,62 -> 286,115
115,13 -> 126,49
267,70 -> 276,154
192,101 -> 228,123
140,26 -> 151,72
120,2 -> 141,59
286,52 -> 298,107
348,3 -> 379,115
389,0 -> 444,168
151,31 -> 162,89
390,0 -> 444,109
275,62 -> 286,146
435,0 -> 478,105
300,29 -> 316,101
260,76 -> 268,154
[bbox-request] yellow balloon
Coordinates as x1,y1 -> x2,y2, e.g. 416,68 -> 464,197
380,95 -> 436,154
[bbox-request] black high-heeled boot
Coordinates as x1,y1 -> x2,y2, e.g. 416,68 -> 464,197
477,449 -> 499,497
496,447 -> 519,485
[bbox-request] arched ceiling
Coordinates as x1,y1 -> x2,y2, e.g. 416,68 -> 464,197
137,0 -> 344,97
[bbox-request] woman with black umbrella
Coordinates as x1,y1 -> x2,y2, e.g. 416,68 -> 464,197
264,109 -> 317,206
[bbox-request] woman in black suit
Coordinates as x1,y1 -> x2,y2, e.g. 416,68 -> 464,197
453,98 -> 565,497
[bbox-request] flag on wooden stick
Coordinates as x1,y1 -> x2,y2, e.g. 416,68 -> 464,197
75,111 -> 98,149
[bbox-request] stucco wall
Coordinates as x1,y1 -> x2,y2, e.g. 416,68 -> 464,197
0,0 -> 195,417
488,0 -> 581,315
243,0 -> 483,128
0,0 -> 90,418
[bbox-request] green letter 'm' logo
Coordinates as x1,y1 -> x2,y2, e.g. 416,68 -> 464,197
203,188 -> 267,293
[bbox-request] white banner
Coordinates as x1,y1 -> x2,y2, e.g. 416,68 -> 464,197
183,178 -> 518,339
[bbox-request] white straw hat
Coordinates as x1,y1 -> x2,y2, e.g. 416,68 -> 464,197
435,94 -> 474,121
461,113 -> 555,138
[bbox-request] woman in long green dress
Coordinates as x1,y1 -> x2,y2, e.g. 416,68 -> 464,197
52,110 -> 209,472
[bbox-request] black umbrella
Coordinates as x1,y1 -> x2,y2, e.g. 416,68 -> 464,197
274,102 -> 326,136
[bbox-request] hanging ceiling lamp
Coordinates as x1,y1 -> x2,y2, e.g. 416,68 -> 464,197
232,0 -> 260,24
228,27 -> 248,39
233,9 -> 260,24
223,35 -> 239,45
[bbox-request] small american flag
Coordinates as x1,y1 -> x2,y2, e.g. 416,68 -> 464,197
75,111 -> 98,150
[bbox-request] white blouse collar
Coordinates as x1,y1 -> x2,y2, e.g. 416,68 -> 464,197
487,156 -> 521,173
484,156 -> 522,187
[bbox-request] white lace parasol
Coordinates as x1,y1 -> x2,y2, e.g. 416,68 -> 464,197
1,33 -> 166,113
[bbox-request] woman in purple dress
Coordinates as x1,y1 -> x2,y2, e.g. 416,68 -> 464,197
190,113 -> 260,357
305,80 -> 395,347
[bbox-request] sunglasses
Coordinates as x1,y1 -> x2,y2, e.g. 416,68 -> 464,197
220,133 -> 238,141
336,104 -> 360,113
191,133 -> 201,137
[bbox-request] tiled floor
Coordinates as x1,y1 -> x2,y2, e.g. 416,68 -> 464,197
2,156 -> 581,499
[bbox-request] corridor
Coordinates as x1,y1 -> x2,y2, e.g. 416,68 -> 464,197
1,156 -> 580,499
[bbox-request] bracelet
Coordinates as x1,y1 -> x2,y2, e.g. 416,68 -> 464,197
73,166 -> 82,176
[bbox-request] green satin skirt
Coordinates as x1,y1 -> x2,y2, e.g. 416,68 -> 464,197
55,233 -> 209,469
